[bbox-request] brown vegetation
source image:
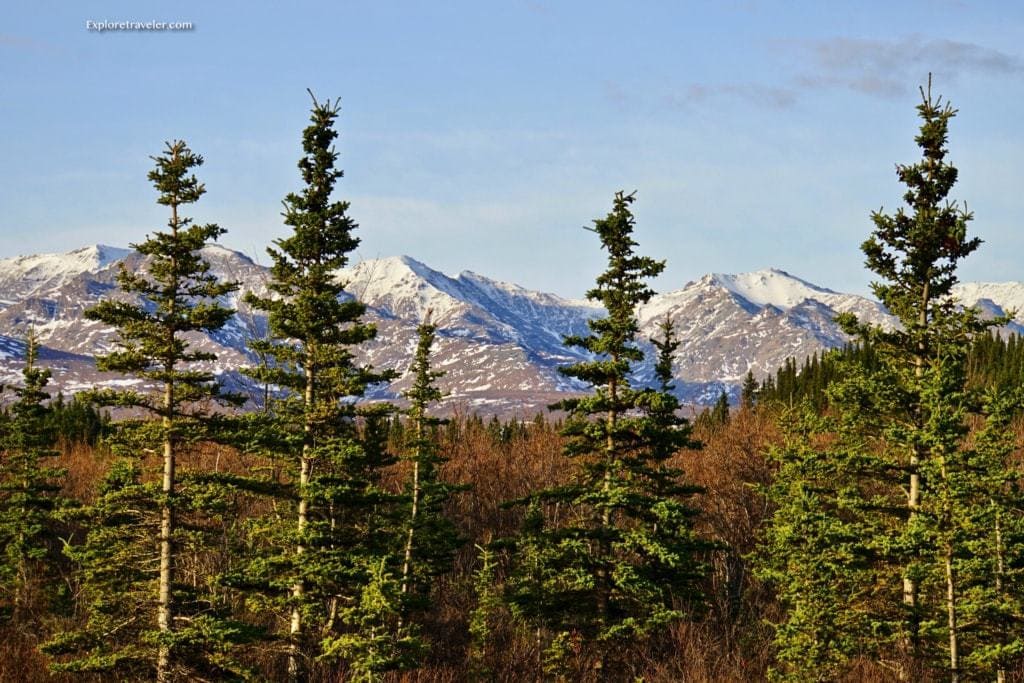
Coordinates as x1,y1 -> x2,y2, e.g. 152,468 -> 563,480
4,406 -> 1024,681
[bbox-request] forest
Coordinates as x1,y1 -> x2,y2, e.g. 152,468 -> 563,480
0,82 -> 1023,683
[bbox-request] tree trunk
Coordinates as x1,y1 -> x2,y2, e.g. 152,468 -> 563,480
596,364 -> 617,679
289,352 -> 314,683
901,280 -> 929,678
994,505 -> 1006,683
401,449 -> 420,597
157,378 -> 174,683
945,539 -> 959,683
157,203 -> 179,683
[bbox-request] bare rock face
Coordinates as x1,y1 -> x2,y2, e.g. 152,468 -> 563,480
0,243 -> 1021,412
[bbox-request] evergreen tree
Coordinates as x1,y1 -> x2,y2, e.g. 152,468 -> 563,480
318,316 -> 463,680
712,390 -> 731,426
0,332 -> 65,621
45,457 -> 257,680
740,370 -> 758,410
46,392 -> 109,446
467,544 -> 503,680
758,78 -> 1022,679
756,400 -> 879,680
398,314 -> 462,610
503,192 -> 707,679
839,77 -> 993,678
320,557 -> 422,683
955,389 -> 1024,681
237,92 -> 395,681
45,140 -> 243,681
45,459 -> 160,677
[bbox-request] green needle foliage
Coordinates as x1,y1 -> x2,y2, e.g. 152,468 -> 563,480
44,140 -> 248,681
319,317 -> 463,680
0,332 -> 66,622
235,92 -> 396,681
320,557 -> 422,682
504,192 -> 707,679
758,78 -> 1024,680
398,316 -> 463,611
956,389 -> 1024,677
44,459 -> 161,677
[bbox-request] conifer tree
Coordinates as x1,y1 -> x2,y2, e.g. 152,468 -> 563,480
317,316 -> 461,680
758,78 -> 1023,680
756,394 -> 887,680
238,91 -> 394,681
839,77 -> 994,678
0,332 -> 64,621
740,370 -> 758,410
321,557 -> 421,682
956,390 -> 1024,681
467,544 -> 503,680
398,314 -> 462,609
45,140 -> 242,681
504,192 -> 706,679
711,390 -> 731,426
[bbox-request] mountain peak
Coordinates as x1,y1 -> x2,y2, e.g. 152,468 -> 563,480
705,268 -> 839,309
0,243 -> 129,286
74,244 -> 131,268
344,255 -> 445,286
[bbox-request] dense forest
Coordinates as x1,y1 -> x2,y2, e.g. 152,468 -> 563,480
756,330 -> 1024,410
0,82 -> 1022,682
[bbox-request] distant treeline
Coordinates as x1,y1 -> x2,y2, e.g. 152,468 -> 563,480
756,330 -> 1024,409
0,392 -> 108,446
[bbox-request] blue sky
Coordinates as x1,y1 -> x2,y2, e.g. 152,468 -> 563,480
2,1 -> 1022,298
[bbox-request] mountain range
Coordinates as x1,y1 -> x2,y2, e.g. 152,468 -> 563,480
0,243 -> 1022,413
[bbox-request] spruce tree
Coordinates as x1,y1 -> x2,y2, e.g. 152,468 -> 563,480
238,92 -> 395,681
0,332 -> 64,621
45,140 -> 242,681
504,192 -> 706,679
756,394 -> 887,680
398,314 -> 462,608
956,390 -> 1024,681
758,78 -> 1023,680
318,316 -> 462,680
740,370 -> 758,410
840,77 -> 994,679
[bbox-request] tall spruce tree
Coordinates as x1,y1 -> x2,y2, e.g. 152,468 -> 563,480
44,140 -> 242,681
758,78 -> 1023,680
318,316 -> 463,680
503,192 -> 706,679
0,332 -> 64,621
239,92 -> 395,681
397,314 -> 462,609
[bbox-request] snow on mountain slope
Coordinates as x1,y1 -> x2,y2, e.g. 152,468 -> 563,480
339,256 -> 473,322
337,256 -> 601,404
0,243 -> 1020,410
0,245 -> 130,305
641,269 -> 891,326
339,256 -> 599,354
710,269 -> 839,308
953,282 -> 1024,319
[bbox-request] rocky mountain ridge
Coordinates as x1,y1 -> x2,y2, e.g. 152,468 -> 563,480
0,244 -> 1021,412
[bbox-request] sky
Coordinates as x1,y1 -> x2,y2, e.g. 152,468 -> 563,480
1,1 -> 1022,299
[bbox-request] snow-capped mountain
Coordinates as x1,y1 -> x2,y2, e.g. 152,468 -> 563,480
0,245 -> 130,304
0,244 -> 1021,411
951,282 -> 1024,336
634,269 -> 893,402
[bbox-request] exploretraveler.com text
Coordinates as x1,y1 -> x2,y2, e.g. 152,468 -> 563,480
85,20 -> 193,32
